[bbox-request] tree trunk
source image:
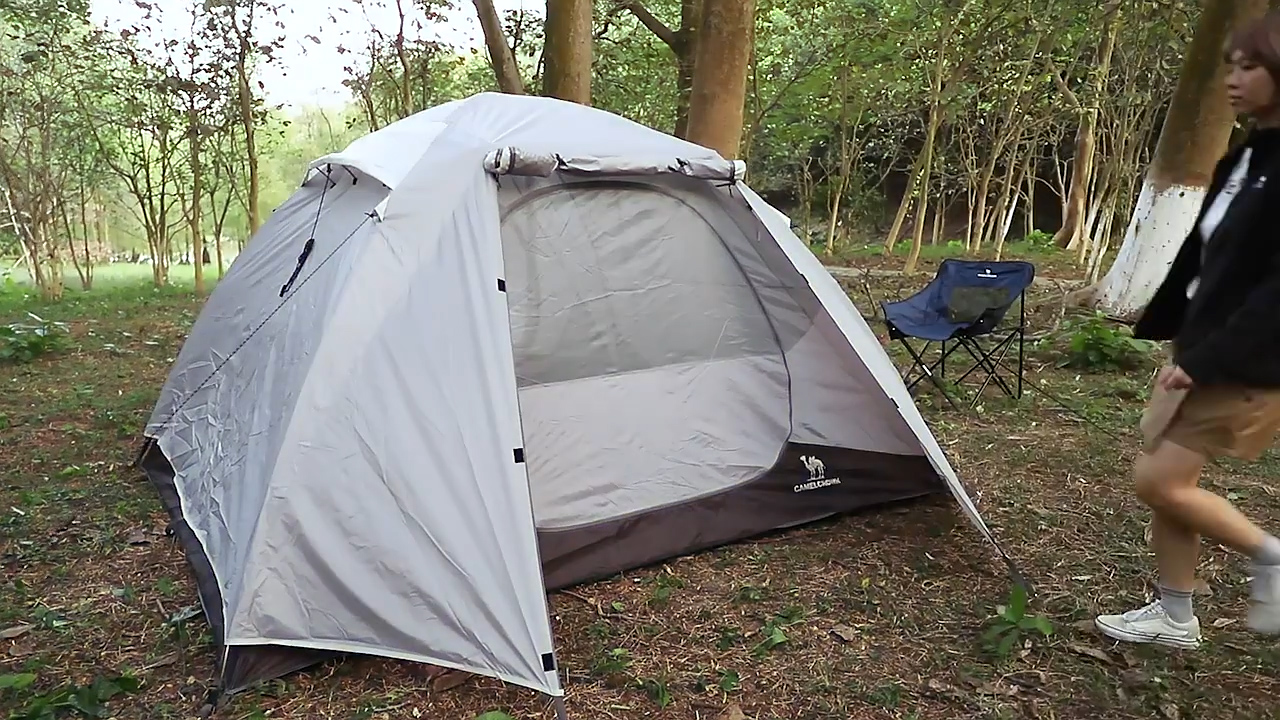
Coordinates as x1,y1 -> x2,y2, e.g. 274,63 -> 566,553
34,217 -> 62,301
1055,0 -> 1121,251
929,196 -> 946,247
543,0 -> 592,104
1091,0 -> 1268,316
904,108 -> 940,273
474,0 -> 526,94
886,29 -> 948,256
190,117 -> 206,295
233,48 -> 261,235
674,0 -> 701,137
883,147 -> 925,255
685,0 -> 755,159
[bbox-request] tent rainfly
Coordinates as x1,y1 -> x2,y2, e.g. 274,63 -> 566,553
137,92 -> 1015,714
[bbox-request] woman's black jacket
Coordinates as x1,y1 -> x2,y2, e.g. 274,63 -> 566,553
1132,127 -> 1280,389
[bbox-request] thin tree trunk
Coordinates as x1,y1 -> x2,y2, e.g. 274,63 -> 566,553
930,195 -> 946,247
189,116 -> 205,295
474,0 -> 526,94
883,151 -> 924,255
1055,0 -> 1121,251
886,26 -> 949,255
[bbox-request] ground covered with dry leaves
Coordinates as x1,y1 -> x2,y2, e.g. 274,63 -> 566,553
2,267 -> 1279,720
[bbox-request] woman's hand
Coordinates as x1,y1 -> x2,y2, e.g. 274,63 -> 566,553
1158,365 -> 1195,390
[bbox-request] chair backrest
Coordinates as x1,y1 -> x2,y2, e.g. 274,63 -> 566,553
929,259 -> 1035,333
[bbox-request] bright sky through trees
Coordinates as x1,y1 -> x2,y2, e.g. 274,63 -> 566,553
88,0 -> 538,109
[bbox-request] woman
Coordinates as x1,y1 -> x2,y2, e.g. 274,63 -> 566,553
1095,11 -> 1280,649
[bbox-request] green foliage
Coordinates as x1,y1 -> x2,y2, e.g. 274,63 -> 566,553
1022,230 -> 1055,247
1060,313 -> 1158,372
2,672 -> 141,720
639,675 -> 673,708
590,647 -> 632,678
474,713 -> 517,720
0,313 -> 69,363
981,584 -> 1053,661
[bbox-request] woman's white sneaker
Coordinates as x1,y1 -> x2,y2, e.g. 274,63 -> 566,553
1095,600 -> 1202,649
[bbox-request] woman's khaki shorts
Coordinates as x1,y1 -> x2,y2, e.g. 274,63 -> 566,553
1141,381 -> 1280,460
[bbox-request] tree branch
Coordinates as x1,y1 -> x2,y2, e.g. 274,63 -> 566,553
618,0 -> 678,51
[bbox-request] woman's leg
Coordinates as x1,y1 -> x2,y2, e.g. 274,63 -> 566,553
1097,439 -> 1280,645
1136,441 -> 1266,555
1095,442 -> 1209,648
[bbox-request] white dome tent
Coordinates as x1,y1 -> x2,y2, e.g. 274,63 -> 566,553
137,92 -> 1015,713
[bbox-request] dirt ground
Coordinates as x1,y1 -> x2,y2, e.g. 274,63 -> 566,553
2,271 -> 1278,720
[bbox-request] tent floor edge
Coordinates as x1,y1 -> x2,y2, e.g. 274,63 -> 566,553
537,443 -> 944,590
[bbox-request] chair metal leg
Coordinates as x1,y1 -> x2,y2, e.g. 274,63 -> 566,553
895,338 -> 960,410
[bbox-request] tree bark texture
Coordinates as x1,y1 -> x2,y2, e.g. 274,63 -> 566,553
543,0 -> 593,104
474,0 -> 526,94
685,0 -> 755,159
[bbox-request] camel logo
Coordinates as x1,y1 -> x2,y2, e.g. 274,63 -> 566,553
794,454 -> 841,492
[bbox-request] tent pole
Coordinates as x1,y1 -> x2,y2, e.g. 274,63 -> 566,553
553,696 -> 568,720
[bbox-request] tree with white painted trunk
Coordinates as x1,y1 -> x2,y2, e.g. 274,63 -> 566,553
1090,0 -> 1268,318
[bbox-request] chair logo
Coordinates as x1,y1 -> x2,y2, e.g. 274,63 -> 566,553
795,455 -> 841,492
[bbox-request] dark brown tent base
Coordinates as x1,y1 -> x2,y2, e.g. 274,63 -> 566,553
139,438 -> 942,694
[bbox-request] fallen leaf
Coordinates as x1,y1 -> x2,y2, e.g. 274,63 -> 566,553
1193,579 -> 1213,597
1072,618 -> 1100,632
830,625 -> 857,643
977,681 -> 1018,697
430,670 -> 469,692
716,704 -> 747,720
1007,670 -> 1046,689
143,652 -> 179,670
1120,669 -> 1151,687
0,624 -> 33,641
126,529 -> 151,546
1212,617 -> 1237,628
1160,702 -> 1181,720
1065,643 -> 1113,664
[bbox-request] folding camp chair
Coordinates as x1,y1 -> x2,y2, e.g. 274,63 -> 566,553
881,259 -> 1035,410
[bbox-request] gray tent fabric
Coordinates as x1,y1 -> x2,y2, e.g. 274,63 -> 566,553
139,92 -> 1009,700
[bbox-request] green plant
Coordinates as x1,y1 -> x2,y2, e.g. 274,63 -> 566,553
646,570 -> 686,607
590,647 -> 632,678
1022,229 -> 1055,247
0,313 -> 69,363
1059,313 -> 1157,372
4,673 -> 140,720
638,676 -> 673,708
981,584 -> 1053,660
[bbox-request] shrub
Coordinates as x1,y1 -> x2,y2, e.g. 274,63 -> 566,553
0,313 -> 70,363
1059,312 -> 1157,372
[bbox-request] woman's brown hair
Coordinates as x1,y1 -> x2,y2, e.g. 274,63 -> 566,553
1226,10 -> 1280,83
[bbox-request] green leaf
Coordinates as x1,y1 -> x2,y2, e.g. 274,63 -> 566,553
718,669 -> 741,692
474,713 -> 517,720
1023,615 -> 1054,637
0,672 -> 37,691
996,629 -> 1020,658
1006,583 -> 1028,620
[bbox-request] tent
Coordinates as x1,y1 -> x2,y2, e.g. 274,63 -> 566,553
137,92 -> 1013,710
